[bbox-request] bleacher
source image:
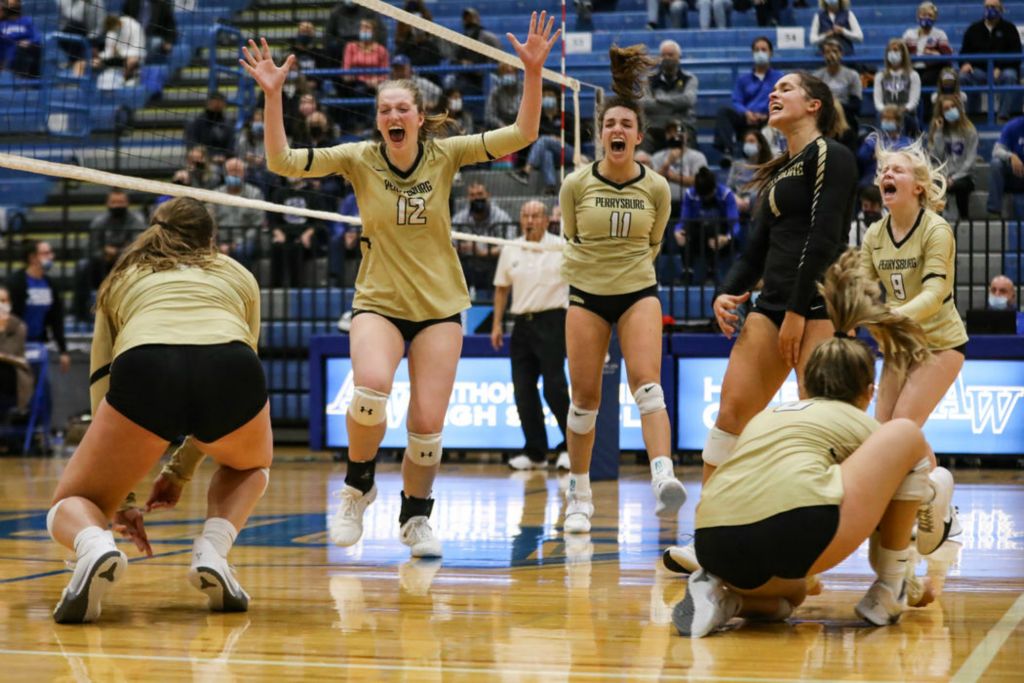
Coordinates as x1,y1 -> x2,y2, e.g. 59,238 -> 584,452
0,0 -> 1022,431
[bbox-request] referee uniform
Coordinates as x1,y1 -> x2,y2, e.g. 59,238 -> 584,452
493,229 -> 570,468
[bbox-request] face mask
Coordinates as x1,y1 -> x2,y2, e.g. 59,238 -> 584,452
863,210 -> 883,224
225,175 -> 243,188
887,50 -> 903,66
463,22 -> 479,35
252,122 -> 264,135
359,30 -> 373,42
109,206 -> 127,219
919,17 -> 935,29
309,125 -> 326,136
40,259 -> 53,272
500,73 -> 517,87
661,58 -> 678,72
943,107 -> 961,123
984,7 -> 1001,21
743,142 -> 759,158
989,294 -> 1010,309
296,35 -> 313,46
469,198 -> 488,214
0,303 -> 9,316
542,96 -> 557,110
752,50 -> 770,66
448,98 -> 462,113
825,0 -> 839,7
881,120 -> 899,133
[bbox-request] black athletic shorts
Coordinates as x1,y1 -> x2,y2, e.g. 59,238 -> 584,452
351,309 -> 462,343
568,284 -> 659,325
694,504 -> 840,590
105,342 -> 267,442
950,343 -> 968,357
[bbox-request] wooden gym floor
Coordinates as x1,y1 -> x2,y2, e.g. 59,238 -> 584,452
0,456 -> 1021,682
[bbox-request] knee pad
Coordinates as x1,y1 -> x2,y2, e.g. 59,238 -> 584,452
702,426 -> 739,467
633,383 -> 666,415
46,499 -> 68,542
348,386 -> 389,426
405,432 -> 442,467
566,403 -> 598,435
893,456 -> 931,501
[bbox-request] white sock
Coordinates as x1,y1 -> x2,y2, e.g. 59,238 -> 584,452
875,545 -> 910,594
650,456 -> 675,481
568,473 -> 591,498
72,526 -> 114,557
200,517 -> 238,558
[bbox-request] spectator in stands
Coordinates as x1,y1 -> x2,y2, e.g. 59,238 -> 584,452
516,86 -> 575,194
643,39 -> 698,149
927,95 -> 978,222
676,167 -> 741,285
8,240 -> 70,373
0,285 -> 31,415
988,274 -> 1018,310
959,0 -> 1023,122
341,18 -> 388,98
236,109 -> 266,171
727,128 -> 772,217
858,105 -> 912,187
696,0 -> 728,29
94,11 -> 145,89
653,121 -> 708,218
57,0 -> 104,75
635,150 -> 654,169
849,184 -> 883,244
813,38 -> 862,132
485,62 -> 523,131
175,144 -> 221,190
89,189 -> 146,249
0,0 -> 39,77
121,0 -> 175,64
269,177 -> 330,287
452,182 -> 514,290
453,8 -> 501,95
874,39 -> 920,136
902,1 -> 951,116
286,92 -> 320,141
290,21 -> 324,93
72,232 -> 122,323
328,184 -> 361,288
394,0 -> 442,79
730,0 -> 789,28
445,87 -> 474,134
324,0 -> 385,65
713,37 -> 782,159
185,92 -> 234,163
986,114 -> 1024,216
211,158 -> 265,264
809,0 -> 863,56
390,54 -> 441,111
648,0 -> 688,29
932,66 -> 966,107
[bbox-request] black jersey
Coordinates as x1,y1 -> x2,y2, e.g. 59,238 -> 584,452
720,136 -> 857,316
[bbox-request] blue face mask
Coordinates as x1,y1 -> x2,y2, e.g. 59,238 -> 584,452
984,6 -> 1001,21
943,107 -> 961,123
881,120 -> 899,133
919,17 -> 935,29
40,259 -> 53,272
359,30 -> 373,42
225,175 -> 243,188
542,96 -> 557,110
752,50 -> 770,66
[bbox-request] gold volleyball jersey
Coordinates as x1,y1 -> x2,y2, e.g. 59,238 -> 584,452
559,162 -> 671,295
268,125 -> 530,321
696,398 -> 879,529
860,209 -> 969,351
89,254 -> 261,412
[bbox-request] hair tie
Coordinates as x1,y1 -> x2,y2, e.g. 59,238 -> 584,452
153,220 -> 173,230
834,330 -> 849,339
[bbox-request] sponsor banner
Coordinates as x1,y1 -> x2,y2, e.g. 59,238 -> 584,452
676,358 -> 1024,454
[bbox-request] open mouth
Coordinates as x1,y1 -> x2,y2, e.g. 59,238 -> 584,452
769,102 -> 783,114
610,138 -> 626,153
388,126 -> 405,143
882,180 -> 897,197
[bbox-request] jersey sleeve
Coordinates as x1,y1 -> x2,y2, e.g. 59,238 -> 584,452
244,269 -> 261,348
859,222 -> 881,281
441,125 -> 531,167
559,173 -> 579,241
89,308 -> 115,415
788,142 -> 858,315
893,222 -> 956,323
266,142 -> 360,179
649,175 -> 671,261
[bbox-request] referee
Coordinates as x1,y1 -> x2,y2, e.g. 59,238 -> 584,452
491,200 -> 571,471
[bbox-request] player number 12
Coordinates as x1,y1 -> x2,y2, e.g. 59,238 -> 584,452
397,196 -> 427,225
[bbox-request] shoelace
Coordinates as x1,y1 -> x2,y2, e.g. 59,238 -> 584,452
404,519 -> 433,544
335,489 -> 362,520
918,504 -> 935,533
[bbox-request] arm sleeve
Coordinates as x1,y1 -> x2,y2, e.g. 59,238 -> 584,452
873,71 -> 885,110
893,224 -> 956,322
788,143 -> 858,314
992,141 -> 1011,162
859,225 -> 880,280
266,142 -> 357,179
89,308 -> 114,415
719,209 -> 770,295
559,176 -> 578,241
442,125 -> 531,167
649,178 -> 670,262
809,15 -> 823,45
844,13 -> 864,43
245,271 -> 261,348
162,438 -> 207,483
905,71 -> 921,112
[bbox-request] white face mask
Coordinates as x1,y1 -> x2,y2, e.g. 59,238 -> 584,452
0,303 -> 9,316
887,50 -> 903,66
988,294 -> 1010,310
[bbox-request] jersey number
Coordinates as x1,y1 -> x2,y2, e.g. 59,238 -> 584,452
890,273 -> 907,300
774,400 -> 813,413
609,211 -> 632,238
397,196 -> 426,225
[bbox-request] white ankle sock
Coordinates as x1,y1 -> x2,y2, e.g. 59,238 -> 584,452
72,526 -> 114,557
568,473 -> 591,497
650,455 -> 674,481
875,545 -> 910,594
200,517 -> 238,558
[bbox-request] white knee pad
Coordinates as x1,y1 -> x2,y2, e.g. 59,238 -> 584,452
633,383 -> 666,415
348,386 -> 389,426
893,457 -> 931,501
566,404 -> 598,435
405,432 -> 442,467
47,499 -> 68,542
702,426 -> 739,467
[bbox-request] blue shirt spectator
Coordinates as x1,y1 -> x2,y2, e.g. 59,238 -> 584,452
714,37 -> 782,157
857,108 -> 912,186
675,168 -> 741,284
6,240 -> 70,372
986,115 -> 1024,215
0,0 -> 37,75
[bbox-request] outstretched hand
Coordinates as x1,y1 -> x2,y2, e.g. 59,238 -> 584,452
239,37 -> 296,95
145,472 -> 184,512
507,11 -> 560,73
112,507 -> 152,557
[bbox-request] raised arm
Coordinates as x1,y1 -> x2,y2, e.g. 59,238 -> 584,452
239,38 -> 295,169
508,11 -> 560,142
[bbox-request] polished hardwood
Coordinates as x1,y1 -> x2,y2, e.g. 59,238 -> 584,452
0,456 -> 1021,681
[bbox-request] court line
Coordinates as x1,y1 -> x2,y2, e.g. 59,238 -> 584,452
0,647 -> 895,682
950,590 -> 1024,683
0,549 -> 193,585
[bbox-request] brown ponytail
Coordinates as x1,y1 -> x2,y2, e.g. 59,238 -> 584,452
596,44 -> 657,132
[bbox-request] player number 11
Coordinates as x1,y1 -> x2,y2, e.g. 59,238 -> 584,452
610,211 -> 632,238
